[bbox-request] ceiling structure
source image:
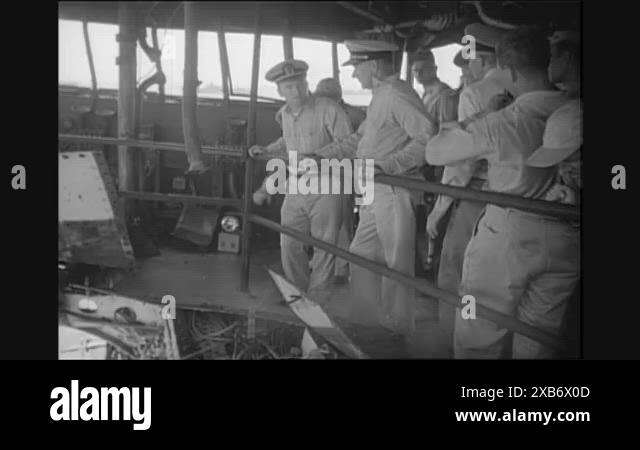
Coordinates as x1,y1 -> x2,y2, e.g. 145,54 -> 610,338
59,1 -> 581,52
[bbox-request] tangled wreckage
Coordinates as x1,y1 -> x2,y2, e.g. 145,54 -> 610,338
58,1 -> 581,359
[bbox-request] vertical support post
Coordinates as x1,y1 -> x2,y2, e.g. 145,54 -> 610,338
332,41 -> 339,81
240,2 -> 262,292
283,18 -> 293,60
217,22 -> 231,102
404,39 -> 413,86
117,2 -> 138,217
151,25 -> 165,103
82,20 -> 98,112
183,1 -> 204,172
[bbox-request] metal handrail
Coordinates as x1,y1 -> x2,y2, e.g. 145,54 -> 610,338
119,190 -> 241,208
58,134 -> 245,158
58,133 -> 579,220
249,213 -> 568,352
375,174 -> 579,220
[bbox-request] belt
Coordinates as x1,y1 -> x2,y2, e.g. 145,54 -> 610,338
485,204 -> 579,226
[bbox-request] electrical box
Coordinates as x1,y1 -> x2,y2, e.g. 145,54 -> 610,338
218,232 -> 240,254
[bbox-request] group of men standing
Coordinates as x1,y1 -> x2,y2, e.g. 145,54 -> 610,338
249,22 -> 582,359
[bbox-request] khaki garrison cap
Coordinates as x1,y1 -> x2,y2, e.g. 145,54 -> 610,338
265,60 -> 309,83
342,39 -> 398,66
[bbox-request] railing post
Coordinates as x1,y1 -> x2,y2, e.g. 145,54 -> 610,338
117,1 -> 138,219
332,41 -> 339,81
240,3 -> 262,292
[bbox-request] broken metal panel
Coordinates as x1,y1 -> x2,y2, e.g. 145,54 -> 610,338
60,287 -> 179,359
58,151 -> 136,268
268,269 -> 369,359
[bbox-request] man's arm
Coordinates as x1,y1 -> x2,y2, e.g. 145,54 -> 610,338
264,137 -> 286,155
377,91 -> 435,174
430,161 -> 476,213
458,87 -> 482,121
325,101 -> 354,141
254,109 -> 288,158
315,121 -> 363,160
426,113 -> 496,166
425,87 -> 481,224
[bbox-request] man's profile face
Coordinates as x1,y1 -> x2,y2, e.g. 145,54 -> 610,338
467,55 -> 486,80
277,77 -> 308,105
411,60 -> 437,86
352,61 -> 376,89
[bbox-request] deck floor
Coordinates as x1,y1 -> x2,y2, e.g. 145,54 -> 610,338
112,241 -> 451,358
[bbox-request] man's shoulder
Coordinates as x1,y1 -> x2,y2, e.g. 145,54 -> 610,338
437,82 -> 458,100
386,78 -> 423,106
311,95 -> 342,112
475,76 -> 504,98
388,78 -> 416,94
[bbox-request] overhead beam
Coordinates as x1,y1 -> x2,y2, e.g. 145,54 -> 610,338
336,1 -> 390,26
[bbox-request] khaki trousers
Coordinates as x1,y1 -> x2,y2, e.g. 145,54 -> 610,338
437,198 -> 487,353
280,192 -> 343,291
348,184 -> 419,336
335,194 -> 355,277
454,205 -> 580,359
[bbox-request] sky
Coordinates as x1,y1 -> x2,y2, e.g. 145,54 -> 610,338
59,19 -> 462,106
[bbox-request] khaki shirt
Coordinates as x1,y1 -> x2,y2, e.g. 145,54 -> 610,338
342,102 -> 366,132
428,90 -> 569,199
266,95 -> 353,157
432,69 -> 504,216
317,75 -> 435,176
422,80 -> 459,128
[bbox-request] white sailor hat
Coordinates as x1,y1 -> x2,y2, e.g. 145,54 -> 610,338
342,39 -> 399,66
464,23 -> 505,51
527,98 -> 582,168
265,59 -> 309,83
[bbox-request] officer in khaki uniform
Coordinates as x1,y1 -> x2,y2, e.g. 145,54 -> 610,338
426,27 -> 579,359
249,60 -> 353,292
313,40 -> 435,336
426,24 -> 506,355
